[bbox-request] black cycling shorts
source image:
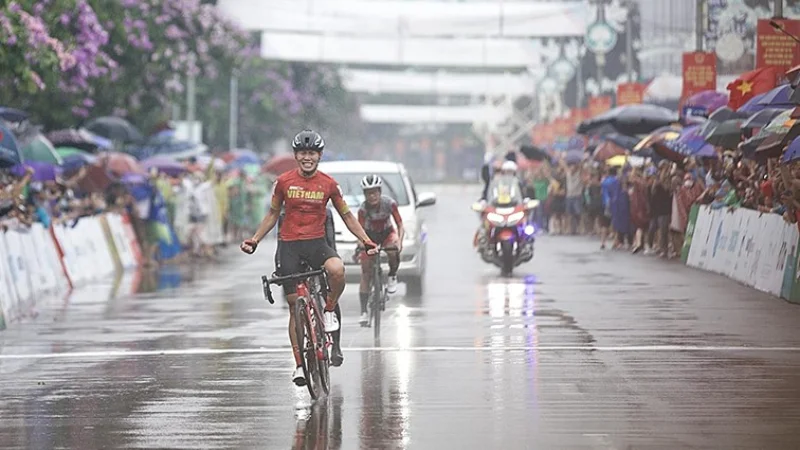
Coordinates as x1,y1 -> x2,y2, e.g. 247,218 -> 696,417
275,238 -> 339,295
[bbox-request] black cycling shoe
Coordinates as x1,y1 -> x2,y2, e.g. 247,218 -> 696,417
331,346 -> 344,367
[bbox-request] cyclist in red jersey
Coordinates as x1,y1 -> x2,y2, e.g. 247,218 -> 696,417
355,174 -> 404,325
239,129 -> 377,386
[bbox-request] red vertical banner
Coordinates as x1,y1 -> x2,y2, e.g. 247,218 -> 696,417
530,124 -> 543,146
681,51 -> 717,105
756,19 -> 800,72
541,123 -> 554,146
588,96 -> 612,118
616,82 -> 646,106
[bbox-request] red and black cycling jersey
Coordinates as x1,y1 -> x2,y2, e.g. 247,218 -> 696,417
270,170 -> 349,241
358,195 -> 402,233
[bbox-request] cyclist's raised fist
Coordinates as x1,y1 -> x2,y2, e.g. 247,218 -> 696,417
240,239 -> 258,254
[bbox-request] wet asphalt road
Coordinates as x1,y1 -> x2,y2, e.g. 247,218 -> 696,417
2,184 -> 800,449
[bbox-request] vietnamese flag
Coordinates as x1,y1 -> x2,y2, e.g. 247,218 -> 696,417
727,66 -> 781,110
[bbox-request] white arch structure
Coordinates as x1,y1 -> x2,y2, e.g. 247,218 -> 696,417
218,0 -> 587,38
340,69 -> 544,96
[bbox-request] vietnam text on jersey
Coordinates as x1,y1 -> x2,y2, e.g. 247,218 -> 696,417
270,170 -> 350,241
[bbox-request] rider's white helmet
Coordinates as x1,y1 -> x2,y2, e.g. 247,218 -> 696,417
500,160 -> 518,173
360,174 -> 383,190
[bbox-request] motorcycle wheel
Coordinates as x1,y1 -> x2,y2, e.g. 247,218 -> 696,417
500,240 -> 514,276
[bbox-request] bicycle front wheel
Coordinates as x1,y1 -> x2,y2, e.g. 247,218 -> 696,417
372,267 -> 383,341
295,298 -> 322,399
312,300 -> 331,396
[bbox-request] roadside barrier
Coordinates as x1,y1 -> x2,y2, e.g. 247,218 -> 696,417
683,205 -> 800,303
0,212 -> 143,325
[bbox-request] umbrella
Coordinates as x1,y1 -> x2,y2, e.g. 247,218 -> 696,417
19,133 -> 63,165
697,106 -> 749,137
0,107 -> 28,123
675,125 -> 716,157
194,155 -> 226,172
577,104 -> 678,136
56,147 -> 97,172
141,156 -> 188,177
76,164 -> 115,192
564,150 -> 583,164
683,90 -> 728,116
519,145 -> 550,161
702,119 -> 744,149
757,84 -> 794,108
753,112 -> 800,159
737,93 -> 769,114
592,141 -> 626,161
47,128 -> 113,153
11,161 -> 62,182
264,153 -> 296,175
121,173 -> 149,185
739,134 -> 769,157
633,125 -> 682,154
0,121 -> 21,168
741,108 -> 788,131
781,135 -> 800,165
97,152 -> 145,177
230,148 -> 260,165
84,116 -> 144,143
606,155 -> 645,167
600,133 -> 640,151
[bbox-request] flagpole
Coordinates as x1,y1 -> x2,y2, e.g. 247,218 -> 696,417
695,0 -> 703,51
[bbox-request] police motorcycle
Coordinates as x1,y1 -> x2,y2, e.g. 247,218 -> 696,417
472,179 -> 539,276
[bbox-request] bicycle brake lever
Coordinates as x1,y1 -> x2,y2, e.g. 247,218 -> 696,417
262,275 -> 275,304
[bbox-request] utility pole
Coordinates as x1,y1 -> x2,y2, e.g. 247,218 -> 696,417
229,69 -> 239,150
695,0 -> 704,51
775,0 -> 783,18
186,53 -> 197,143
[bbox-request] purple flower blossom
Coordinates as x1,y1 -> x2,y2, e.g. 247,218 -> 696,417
71,106 -> 90,118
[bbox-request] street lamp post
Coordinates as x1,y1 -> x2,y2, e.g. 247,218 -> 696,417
585,0 -> 618,95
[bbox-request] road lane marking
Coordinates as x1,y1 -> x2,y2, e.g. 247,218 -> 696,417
2,345 -> 800,360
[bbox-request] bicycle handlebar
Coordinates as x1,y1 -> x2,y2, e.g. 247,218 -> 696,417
261,268 -> 326,304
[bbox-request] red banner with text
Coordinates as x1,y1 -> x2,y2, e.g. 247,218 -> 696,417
681,51 -> 717,105
588,96 -> 612,118
616,82 -> 646,106
756,18 -> 800,72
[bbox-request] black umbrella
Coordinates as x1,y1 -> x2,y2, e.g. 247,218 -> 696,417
519,145 -> 549,161
703,119 -> 744,149
577,104 -> 678,136
790,85 -> 800,104
697,106 -> 749,137
600,132 -> 640,151
84,116 -> 144,143
741,108 -> 788,131
739,134 -> 769,158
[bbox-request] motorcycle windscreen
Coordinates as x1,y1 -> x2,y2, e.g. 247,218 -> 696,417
489,177 -> 523,207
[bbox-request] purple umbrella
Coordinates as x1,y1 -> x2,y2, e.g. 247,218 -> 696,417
140,156 -> 187,177
564,150 -> 583,164
670,125 -> 716,158
684,90 -> 728,116
11,161 -> 63,182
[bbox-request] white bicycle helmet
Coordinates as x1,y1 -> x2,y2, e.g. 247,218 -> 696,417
500,160 -> 518,173
360,174 -> 383,190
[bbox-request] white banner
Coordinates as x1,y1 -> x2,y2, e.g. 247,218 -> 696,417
686,206 -> 799,297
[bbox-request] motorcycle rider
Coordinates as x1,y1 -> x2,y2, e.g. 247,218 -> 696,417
474,160 -> 527,246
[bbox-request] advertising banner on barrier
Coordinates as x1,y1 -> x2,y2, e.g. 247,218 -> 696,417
681,205 -> 699,263
686,206 -> 799,299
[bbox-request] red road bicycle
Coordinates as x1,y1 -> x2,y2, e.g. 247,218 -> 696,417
263,262 -> 332,399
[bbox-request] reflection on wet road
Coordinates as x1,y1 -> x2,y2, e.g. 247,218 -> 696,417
2,184 -> 800,449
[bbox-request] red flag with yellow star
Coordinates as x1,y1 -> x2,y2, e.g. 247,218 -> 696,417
727,66 -> 781,110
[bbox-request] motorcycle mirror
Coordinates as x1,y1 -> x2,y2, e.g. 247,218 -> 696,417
471,202 -> 486,212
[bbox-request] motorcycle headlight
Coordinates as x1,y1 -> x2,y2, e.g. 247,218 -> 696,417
486,212 -> 505,224
507,211 -> 525,225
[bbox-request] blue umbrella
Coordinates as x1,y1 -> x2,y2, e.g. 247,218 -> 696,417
0,107 -> 28,123
61,152 -> 97,172
781,135 -> 800,165
737,92 -> 769,114
756,84 -> 794,108
0,121 -> 22,167
675,124 -> 716,157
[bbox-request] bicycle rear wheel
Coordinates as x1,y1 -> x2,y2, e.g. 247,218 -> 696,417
295,298 -> 322,399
